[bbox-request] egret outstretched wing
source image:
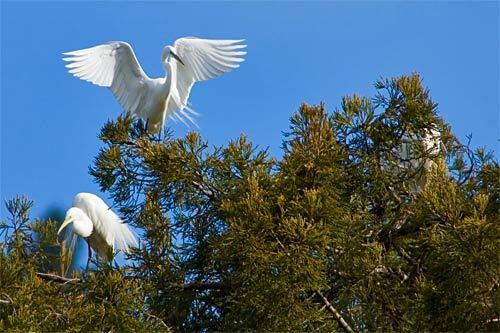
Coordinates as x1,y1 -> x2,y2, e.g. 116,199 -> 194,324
63,38 -> 247,130
72,193 -> 137,255
63,42 -> 151,117
171,37 -> 246,112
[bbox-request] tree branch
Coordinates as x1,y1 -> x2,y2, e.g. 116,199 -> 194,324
144,312 -> 169,328
191,179 -> 216,200
316,290 -> 355,333
179,281 -> 227,291
396,246 -> 424,276
36,272 -> 80,284
372,265 -> 408,283
35,272 -> 226,292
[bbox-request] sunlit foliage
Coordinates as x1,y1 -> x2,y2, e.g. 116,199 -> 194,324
1,74 -> 498,331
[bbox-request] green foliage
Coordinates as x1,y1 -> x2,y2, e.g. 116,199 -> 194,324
0,197 -> 169,332
1,73 -> 498,331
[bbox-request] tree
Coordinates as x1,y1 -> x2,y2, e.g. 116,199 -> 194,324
1,73 -> 498,331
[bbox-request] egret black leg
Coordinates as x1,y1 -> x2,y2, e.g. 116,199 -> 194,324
144,118 -> 149,133
86,242 -> 92,271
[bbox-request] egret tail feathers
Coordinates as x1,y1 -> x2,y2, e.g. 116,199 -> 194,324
167,94 -> 199,128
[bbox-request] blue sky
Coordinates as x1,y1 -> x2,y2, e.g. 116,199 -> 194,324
1,1 -> 498,219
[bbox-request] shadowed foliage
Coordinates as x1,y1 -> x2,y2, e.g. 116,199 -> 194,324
1,74 -> 498,331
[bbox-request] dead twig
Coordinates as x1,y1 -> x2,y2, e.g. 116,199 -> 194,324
316,290 -> 355,333
179,281 -> 226,291
145,312 -> 169,328
36,272 -> 80,284
35,272 -> 226,292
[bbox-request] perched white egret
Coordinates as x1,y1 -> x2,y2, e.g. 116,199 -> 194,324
399,127 -> 441,171
398,127 -> 443,193
62,37 -> 246,132
58,193 -> 137,264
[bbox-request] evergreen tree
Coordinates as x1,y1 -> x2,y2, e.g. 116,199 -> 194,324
1,73 -> 498,331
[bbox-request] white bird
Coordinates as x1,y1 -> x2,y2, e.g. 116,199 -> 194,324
58,193 -> 137,264
399,127 -> 442,171
398,127 -> 443,193
62,37 -> 247,133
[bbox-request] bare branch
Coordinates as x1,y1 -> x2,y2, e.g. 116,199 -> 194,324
179,281 -> 226,291
316,290 -> 355,333
191,179 -> 216,200
35,272 -> 226,292
396,246 -> 424,276
372,265 -> 408,283
144,312 -> 169,328
36,272 -> 80,284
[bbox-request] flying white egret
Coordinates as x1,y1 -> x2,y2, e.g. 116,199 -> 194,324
58,193 -> 137,266
62,37 -> 247,132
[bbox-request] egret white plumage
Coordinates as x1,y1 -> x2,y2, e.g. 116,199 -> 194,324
399,127 -> 442,171
62,37 -> 247,133
58,193 -> 137,265
397,127 -> 443,193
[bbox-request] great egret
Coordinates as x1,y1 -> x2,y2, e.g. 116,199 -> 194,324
62,37 -> 247,132
399,128 -> 441,170
398,127 -> 443,193
58,193 -> 137,265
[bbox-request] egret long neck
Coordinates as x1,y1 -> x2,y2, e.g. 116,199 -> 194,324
163,61 -> 176,94
153,60 -> 177,130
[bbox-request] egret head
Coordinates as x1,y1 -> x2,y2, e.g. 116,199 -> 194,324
58,207 -> 93,238
162,45 -> 185,65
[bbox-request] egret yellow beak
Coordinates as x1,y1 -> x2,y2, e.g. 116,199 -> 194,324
58,218 -> 73,235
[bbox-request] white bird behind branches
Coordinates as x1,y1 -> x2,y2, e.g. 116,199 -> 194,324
398,127 -> 443,193
58,192 -> 137,269
63,37 -> 246,133
399,128 -> 442,170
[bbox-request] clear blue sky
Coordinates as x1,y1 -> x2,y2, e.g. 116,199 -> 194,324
1,1 -> 498,219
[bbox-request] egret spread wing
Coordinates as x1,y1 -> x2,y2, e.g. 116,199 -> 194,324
73,193 -> 137,255
170,37 -> 246,117
63,42 -> 150,117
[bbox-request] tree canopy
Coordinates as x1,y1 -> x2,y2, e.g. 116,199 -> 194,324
1,73 -> 498,332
